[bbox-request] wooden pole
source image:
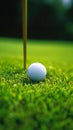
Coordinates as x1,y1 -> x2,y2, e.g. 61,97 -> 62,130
22,0 -> 27,69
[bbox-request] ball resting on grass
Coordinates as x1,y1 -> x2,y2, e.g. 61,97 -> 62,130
27,62 -> 47,81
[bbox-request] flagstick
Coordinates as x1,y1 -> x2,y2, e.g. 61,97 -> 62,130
22,0 -> 27,69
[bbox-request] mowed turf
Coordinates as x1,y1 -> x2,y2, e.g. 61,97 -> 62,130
0,38 -> 73,130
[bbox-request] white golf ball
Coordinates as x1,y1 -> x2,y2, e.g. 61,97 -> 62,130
27,62 -> 47,81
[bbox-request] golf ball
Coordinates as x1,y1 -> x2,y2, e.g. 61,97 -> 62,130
27,62 -> 47,81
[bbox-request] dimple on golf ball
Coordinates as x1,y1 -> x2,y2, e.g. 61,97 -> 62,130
27,62 -> 47,81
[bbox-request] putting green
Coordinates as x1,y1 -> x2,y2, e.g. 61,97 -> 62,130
0,38 -> 73,67
0,38 -> 73,130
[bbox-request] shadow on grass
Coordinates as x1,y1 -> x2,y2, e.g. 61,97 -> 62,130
21,69 -> 45,85
22,77 -> 41,86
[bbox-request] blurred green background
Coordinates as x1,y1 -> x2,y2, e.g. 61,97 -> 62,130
0,0 -> 73,40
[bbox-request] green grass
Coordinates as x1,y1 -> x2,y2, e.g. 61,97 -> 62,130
0,38 -> 73,130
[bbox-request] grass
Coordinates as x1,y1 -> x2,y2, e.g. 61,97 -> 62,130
0,38 -> 73,130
